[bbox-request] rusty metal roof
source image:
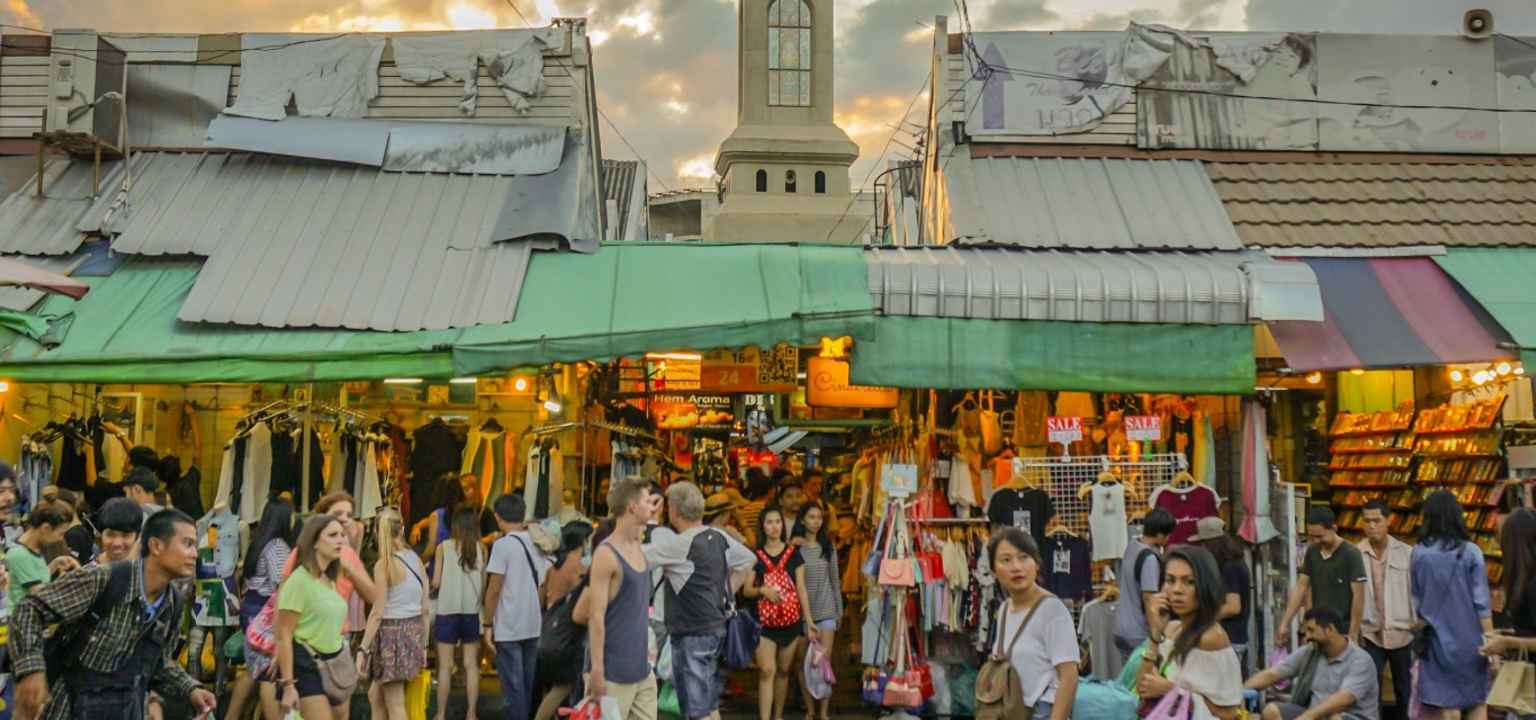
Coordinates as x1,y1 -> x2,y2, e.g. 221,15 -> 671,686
1208,160 -> 1536,248
942,154 -> 1243,251
0,158 -> 127,256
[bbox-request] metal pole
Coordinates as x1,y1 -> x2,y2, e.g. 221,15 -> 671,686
301,383 -> 314,512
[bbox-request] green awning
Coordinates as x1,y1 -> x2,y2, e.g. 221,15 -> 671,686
1433,249 -> 1536,368
849,317 -> 1256,394
0,243 -> 876,383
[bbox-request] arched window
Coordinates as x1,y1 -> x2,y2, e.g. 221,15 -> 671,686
814,171 -> 826,194
785,170 -> 797,193
767,0 -> 812,107
755,169 -> 767,192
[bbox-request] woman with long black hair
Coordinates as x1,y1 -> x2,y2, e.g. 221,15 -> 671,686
795,500 -> 842,720
1135,545 -> 1243,720
1411,490 -> 1494,720
228,499 -> 298,720
743,507 -> 810,720
431,504 -> 487,720
1484,508 -> 1536,657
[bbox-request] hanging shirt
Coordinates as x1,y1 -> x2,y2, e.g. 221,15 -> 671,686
1089,483 -> 1129,562
1150,484 -> 1220,546
986,487 -> 1056,550
1039,535 -> 1093,600
411,420 -> 463,526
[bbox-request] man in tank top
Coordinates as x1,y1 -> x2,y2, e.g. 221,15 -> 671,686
584,476 -> 658,719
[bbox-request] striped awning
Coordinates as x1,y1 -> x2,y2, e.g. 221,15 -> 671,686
1266,257 -> 1516,371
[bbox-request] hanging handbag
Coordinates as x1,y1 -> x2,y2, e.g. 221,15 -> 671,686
306,641 -> 360,705
879,505 -> 916,587
1488,650 -> 1536,715
1141,686 -> 1195,720
976,598 -> 1047,720
863,507 -> 893,578
980,392 -> 1004,456
245,591 -> 282,658
882,601 -> 923,709
723,594 -> 762,671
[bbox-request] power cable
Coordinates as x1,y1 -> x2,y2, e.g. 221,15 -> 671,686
823,68 -> 931,244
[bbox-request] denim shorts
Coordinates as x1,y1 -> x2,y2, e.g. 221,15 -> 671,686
670,631 -> 727,720
434,613 -> 481,645
815,618 -> 837,632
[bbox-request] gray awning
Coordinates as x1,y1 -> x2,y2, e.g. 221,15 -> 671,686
865,246 -> 1322,325
942,154 -> 1243,251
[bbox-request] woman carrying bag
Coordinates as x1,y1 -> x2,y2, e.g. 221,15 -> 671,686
276,514 -> 360,720
795,501 -> 843,720
1133,546 -> 1243,720
1481,508 -> 1536,715
974,527 -> 1079,720
358,509 -> 429,720
744,508 -> 811,720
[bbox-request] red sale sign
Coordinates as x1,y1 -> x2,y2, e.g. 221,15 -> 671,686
1124,415 -> 1162,442
1046,416 -> 1083,445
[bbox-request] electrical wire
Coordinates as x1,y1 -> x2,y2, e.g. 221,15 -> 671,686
822,68 -> 931,244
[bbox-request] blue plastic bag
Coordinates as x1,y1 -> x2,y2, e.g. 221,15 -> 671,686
1072,678 -> 1139,720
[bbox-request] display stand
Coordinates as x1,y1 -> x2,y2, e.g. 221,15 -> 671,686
1410,395 -> 1507,582
1327,407 -> 1415,536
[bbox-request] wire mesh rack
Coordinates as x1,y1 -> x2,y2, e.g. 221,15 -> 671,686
1013,452 -> 1189,537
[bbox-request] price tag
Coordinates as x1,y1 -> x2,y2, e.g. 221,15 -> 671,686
881,462 -> 919,497
1124,415 -> 1162,442
1046,416 -> 1083,445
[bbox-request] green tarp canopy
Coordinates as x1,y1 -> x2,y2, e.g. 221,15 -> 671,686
850,316 -> 1257,394
0,243 -> 876,383
1434,249 -> 1536,368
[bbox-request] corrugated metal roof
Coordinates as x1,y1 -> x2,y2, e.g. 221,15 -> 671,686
603,159 -> 638,239
865,246 -> 1322,325
942,155 -> 1242,251
0,159 -> 127,256
0,254 -> 83,311
98,150 -> 595,331
1208,161 -> 1536,248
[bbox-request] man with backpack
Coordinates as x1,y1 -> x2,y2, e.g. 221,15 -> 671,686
9,508 -> 216,720
483,494 -> 549,720
644,482 -> 755,720
1112,508 -> 1176,662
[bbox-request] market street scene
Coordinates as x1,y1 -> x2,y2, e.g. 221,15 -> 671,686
0,0 -> 1535,718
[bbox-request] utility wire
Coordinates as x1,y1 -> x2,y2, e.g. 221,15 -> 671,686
823,68 -> 931,244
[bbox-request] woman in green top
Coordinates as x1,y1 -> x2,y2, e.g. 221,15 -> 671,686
4,505 -> 77,607
277,514 -> 353,719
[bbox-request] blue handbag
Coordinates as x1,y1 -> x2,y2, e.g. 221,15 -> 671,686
723,601 -> 760,671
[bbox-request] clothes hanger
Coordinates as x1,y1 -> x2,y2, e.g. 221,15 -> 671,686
1170,470 -> 1196,489
1077,469 -> 1119,499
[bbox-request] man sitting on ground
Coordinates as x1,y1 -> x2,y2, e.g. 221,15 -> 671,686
1246,608 -> 1380,720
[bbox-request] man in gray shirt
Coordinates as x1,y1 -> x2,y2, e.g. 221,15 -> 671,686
1113,508 -> 1175,659
1246,608 -> 1380,720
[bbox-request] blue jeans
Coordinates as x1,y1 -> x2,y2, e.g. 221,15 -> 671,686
671,631 -> 727,720
494,639 -> 538,720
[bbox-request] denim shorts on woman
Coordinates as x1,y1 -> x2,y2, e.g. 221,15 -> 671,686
434,613 -> 481,645
670,631 -> 727,719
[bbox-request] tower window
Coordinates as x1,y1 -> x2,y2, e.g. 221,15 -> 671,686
786,170 -> 797,193
755,169 -> 767,192
768,0 -> 812,107
814,171 -> 826,194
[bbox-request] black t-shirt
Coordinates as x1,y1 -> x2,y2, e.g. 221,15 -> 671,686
64,524 -> 95,566
754,545 -> 804,584
1219,559 -> 1252,644
1040,535 -> 1093,600
987,487 -> 1056,549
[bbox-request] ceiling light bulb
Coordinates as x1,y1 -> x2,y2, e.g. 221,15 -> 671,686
543,399 -> 563,413
1517,366 -> 1526,376
1349,368 -> 1365,376
1305,372 -> 1322,384
1450,369 -> 1465,383
1497,362 -> 1512,376
1474,371 -> 1489,385
513,377 -> 530,392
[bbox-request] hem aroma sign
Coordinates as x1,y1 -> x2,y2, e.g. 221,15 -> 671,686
806,356 -> 898,409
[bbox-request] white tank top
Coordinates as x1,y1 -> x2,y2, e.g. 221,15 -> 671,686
1089,483 -> 1129,562
384,550 -> 428,620
437,541 -> 486,616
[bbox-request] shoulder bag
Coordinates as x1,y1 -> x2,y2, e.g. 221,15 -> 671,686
975,596 -> 1047,720
879,504 -> 916,587
306,639 -> 359,705
1488,648 -> 1536,715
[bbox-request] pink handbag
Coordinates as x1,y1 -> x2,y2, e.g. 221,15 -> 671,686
878,505 -> 915,587
1142,687 -> 1194,720
244,591 -> 281,658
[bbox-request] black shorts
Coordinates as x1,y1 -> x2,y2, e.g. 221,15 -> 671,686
759,624 -> 803,647
290,642 -> 342,703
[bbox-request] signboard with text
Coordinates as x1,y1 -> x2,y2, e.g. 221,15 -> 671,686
700,346 -> 799,393
654,393 -> 734,431
1124,415 -> 1162,441
1046,416 -> 1084,445
806,357 -> 898,409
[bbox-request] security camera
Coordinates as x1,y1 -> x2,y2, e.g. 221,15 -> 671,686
1463,9 -> 1494,40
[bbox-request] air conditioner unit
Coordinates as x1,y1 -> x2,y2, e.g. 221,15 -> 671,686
47,30 -> 127,149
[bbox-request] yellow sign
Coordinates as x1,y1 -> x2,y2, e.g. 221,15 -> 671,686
806,357 -> 898,409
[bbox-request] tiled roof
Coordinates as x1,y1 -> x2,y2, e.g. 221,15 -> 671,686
1208,161 -> 1536,248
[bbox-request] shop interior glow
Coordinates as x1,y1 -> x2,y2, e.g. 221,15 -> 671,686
0,381 -> 8,392
383,378 -> 423,384
543,399 -> 563,413
449,377 -> 477,384
1497,362 -> 1512,376
1305,372 -> 1322,384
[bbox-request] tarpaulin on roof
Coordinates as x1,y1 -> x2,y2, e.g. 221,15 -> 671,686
1433,248 -> 1536,368
1266,257 -> 1515,371
848,316 -> 1255,394
0,243 -> 877,383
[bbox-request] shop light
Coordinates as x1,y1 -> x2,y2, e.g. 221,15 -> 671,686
1349,368 -> 1365,376
383,378 -> 423,384
646,352 -> 702,362
1474,371 -> 1491,385
1450,369 -> 1465,383
543,399 -> 564,414
449,377 -> 478,385
1497,362 -> 1513,376
0,381 -> 9,393
1305,372 -> 1322,385
513,377 -> 530,392
1518,367 -> 1527,376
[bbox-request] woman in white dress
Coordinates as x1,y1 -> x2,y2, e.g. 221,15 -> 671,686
1135,545 -> 1244,720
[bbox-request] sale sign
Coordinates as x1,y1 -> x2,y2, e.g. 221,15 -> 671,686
1124,415 -> 1162,442
1046,416 -> 1083,445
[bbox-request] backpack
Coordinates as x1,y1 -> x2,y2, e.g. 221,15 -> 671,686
536,579 -> 587,680
976,596 -> 1048,720
1133,547 -> 1158,585
756,548 -> 801,628
39,561 -> 136,684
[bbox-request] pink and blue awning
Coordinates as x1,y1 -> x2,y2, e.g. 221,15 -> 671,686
1267,257 -> 1515,372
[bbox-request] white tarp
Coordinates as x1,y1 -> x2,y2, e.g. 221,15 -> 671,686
224,34 -> 386,121
390,30 -> 552,115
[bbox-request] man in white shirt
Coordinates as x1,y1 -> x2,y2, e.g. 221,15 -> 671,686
482,494 -> 548,720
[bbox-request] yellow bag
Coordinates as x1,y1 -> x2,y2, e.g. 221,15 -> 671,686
979,392 -> 1003,456
405,670 -> 431,720
1488,653 -> 1536,715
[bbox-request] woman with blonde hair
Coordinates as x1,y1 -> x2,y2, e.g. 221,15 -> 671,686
359,508 -> 428,720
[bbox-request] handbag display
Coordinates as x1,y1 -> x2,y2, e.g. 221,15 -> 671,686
862,509 -> 893,578
1141,687 -> 1195,720
307,641 -> 360,705
879,504 -> 916,587
1487,650 -> 1536,715
976,597 -> 1047,720
882,600 -> 923,710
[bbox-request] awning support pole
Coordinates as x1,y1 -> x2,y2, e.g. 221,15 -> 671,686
301,383 -> 314,512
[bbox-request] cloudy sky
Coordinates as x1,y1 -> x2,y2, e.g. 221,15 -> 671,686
5,0 -> 1535,190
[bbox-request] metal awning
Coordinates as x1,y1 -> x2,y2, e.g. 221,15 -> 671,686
1267,257 -> 1516,371
1433,248 -> 1536,368
865,246 -> 1322,325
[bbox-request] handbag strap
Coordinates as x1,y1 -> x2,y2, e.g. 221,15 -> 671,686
994,595 -> 1049,659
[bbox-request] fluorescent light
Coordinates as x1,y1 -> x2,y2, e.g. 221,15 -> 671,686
1305,372 -> 1322,385
1349,368 -> 1365,376
543,399 -> 564,413
646,352 -> 702,361
450,377 -> 478,385
383,378 -> 423,385
0,381 -> 9,392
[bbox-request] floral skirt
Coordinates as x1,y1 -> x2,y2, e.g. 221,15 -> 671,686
369,617 -> 427,683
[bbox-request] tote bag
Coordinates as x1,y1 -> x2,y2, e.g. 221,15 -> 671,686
1487,651 -> 1536,715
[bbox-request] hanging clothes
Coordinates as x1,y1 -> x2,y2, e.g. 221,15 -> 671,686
1089,482 -> 1129,562
461,429 -> 517,506
523,440 -> 563,521
1040,534 -> 1093,600
242,422 -> 274,523
1191,411 -> 1216,487
17,438 -> 53,515
213,435 -> 253,523
1150,484 -> 1221,546
411,419 -> 462,526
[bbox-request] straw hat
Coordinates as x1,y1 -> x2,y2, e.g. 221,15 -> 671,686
704,491 -> 739,518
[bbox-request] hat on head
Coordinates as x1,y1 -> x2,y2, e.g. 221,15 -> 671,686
1193,516 -> 1226,542
703,492 -> 738,518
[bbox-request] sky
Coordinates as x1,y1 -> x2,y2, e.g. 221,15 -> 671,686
5,0 -> 1536,191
